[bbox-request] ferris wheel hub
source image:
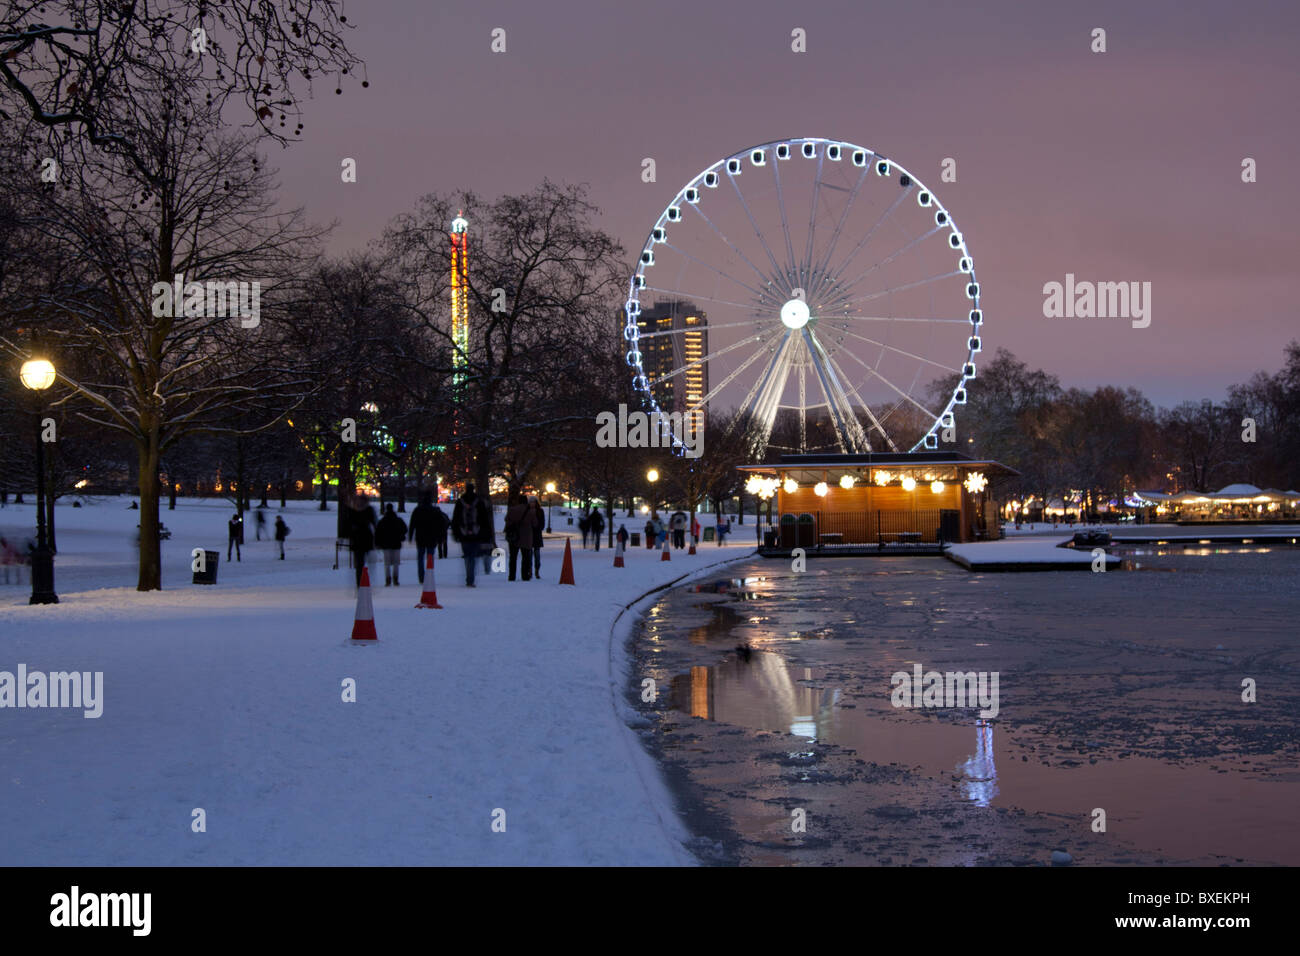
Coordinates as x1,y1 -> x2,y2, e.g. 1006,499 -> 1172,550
780,298 -> 811,329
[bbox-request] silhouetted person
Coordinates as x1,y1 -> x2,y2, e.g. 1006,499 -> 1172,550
227,513 -> 242,562
408,490 -> 443,583
274,515 -> 289,559
347,494 -> 377,586
451,483 -> 492,587
376,503 -> 407,586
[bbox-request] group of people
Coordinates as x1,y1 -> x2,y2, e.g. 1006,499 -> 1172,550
577,507 -> 606,550
342,485 -> 545,589
226,508 -> 290,562
642,510 -> 698,550
344,490 -> 452,587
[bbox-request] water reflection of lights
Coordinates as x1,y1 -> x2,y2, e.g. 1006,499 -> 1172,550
958,720 -> 999,807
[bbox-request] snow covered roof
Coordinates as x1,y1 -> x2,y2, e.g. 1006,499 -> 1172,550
1213,483 -> 1263,495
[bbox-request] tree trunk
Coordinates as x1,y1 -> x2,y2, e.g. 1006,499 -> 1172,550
280,472 -> 288,509
13,492 -> 23,504
397,458 -> 406,512
137,434 -> 163,591
168,470 -> 178,510
318,466 -> 328,510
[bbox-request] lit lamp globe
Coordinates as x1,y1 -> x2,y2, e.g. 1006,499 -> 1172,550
646,469 -> 659,483
901,476 -> 917,492
782,477 -> 798,495
814,481 -> 829,497
20,359 -> 56,391
930,480 -> 945,494
545,481 -> 557,494
839,475 -> 855,490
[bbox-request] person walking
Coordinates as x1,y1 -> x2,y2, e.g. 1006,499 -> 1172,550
376,503 -> 408,586
433,500 -> 450,559
408,490 -> 441,583
717,516 -> 730,545
451,483 -> 492,587
274,515 -> 290,559
578,511 -> 591,549
504,492 -> 529,581
530,495 -> 544,578
347,494 -> 377,586
644,516 -> 656,550
670,510 -> 687,549
227,512 -> 243,562
616,524 -> 629,551
589,507 -> 605,551
690,513 -> 700,549
255,506 -> 267,541
651,511 -> 666,550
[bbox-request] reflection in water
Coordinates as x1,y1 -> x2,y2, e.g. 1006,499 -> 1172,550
959,720 -> 999,807
672,653 -> 840,742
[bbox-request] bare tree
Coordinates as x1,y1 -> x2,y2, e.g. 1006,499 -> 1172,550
385,181 -> 627,496
1,0 -> 362,181
0,100 -> 321,589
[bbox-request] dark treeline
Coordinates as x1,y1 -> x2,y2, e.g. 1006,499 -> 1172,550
931,345 -> 1300,511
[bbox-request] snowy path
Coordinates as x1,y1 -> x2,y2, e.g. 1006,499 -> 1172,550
0,498 -> 756,865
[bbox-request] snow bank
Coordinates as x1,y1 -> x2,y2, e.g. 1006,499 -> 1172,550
946,538 -> 1121,572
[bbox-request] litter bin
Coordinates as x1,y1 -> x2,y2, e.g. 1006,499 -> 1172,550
630,532 -> 641,547
193,550 -> 219,585
763,529 -> 779,548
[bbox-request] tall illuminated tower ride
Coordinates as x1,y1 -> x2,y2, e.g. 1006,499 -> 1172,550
450,212 -> 469,386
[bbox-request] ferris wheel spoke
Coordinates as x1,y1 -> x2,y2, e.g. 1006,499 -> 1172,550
687,337 -> 779,414
635,316 -> 765,339
727,170 -> 788,286
810,165 -> 871,290
820,223 -> 944,310
827,325 -> 962,373
831,314 -> 971,324
827,269 -> 962,311
812,184 -> 911,303
836,346 -> 943,424
686,202 -> 775,291
771,158 -> 798,276
802,153 -> 825,286
748,333 -> 797,445
639,289 -> 765,315
659,240 -> 769,301
652,331 -> 770,386
803,328 -> 868,453
821,349 -> 897,451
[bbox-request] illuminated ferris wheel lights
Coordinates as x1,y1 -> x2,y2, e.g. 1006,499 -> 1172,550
780,298 -> 810,330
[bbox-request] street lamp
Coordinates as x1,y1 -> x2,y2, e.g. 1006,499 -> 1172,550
545,481 -> 556,533
646,469 -> 659,511
20,358 -> 58,604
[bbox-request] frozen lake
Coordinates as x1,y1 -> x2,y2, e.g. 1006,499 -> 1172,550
630,545 -> 1300,865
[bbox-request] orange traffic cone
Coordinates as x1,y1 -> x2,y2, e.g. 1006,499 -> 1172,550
559,537 -> 576,585
688,539 -> 697,555
415,552 -> 443,608
613,538 -> 625,568
351,566 -> 378,640
661,541 -> 671,561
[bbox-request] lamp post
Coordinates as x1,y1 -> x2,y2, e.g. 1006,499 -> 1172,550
646,468 -> 659,511
545,481 -> 556,533
20,358 -> 58,605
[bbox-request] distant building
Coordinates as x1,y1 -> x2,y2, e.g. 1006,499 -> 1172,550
636,300 -> 708,429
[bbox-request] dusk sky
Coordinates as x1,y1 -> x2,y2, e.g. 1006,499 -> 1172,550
265,0 -> 1298,407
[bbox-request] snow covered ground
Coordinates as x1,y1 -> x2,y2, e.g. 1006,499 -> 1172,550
946,538 -> 1121,570
0,496 -> 756,865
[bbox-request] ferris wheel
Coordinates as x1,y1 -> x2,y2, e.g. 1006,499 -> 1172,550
623,137 -> 982,456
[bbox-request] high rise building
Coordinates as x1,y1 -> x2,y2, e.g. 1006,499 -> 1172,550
636,300 -> 709,430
